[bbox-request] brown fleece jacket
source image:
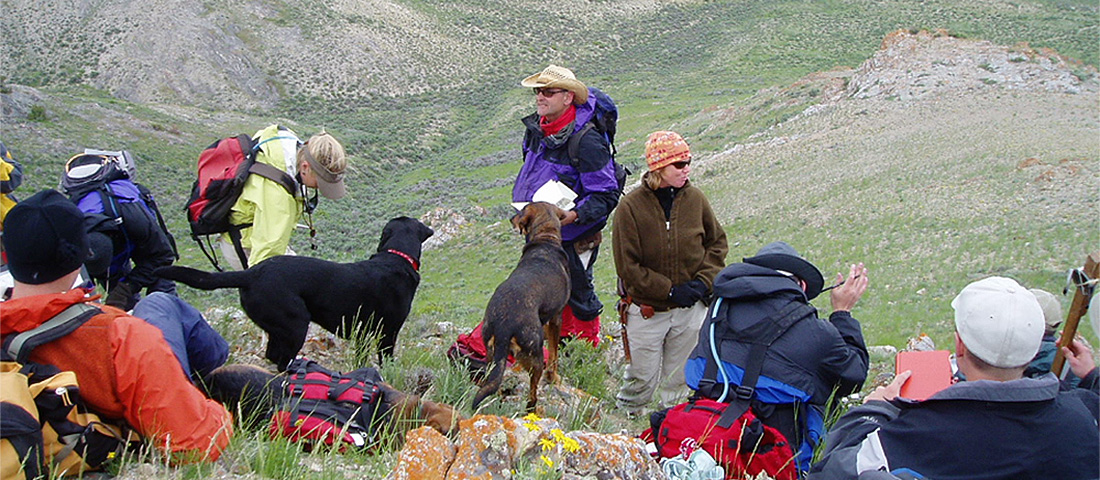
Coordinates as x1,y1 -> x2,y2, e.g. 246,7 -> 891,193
612,180 -> 728,310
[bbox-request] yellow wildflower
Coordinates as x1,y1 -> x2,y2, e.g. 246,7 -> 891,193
561,437 -> 581,453
539,438 -> 556,451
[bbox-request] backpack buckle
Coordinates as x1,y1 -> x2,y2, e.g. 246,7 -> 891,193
735,385 -> 754,401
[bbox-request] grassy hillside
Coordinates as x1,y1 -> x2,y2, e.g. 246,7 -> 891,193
4,0 -> 1096,367
1,1 -> 1098,476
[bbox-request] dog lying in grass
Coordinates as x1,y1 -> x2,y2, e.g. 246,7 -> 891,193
157,216 -> 434,371
471,202 -> 571,412
203,363 -> 462,445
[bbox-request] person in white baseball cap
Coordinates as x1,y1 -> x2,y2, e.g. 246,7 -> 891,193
952,276 -> 1045,372
811,276 -> 1099,479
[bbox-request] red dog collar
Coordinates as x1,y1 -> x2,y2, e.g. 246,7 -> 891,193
387,249 -> 419,271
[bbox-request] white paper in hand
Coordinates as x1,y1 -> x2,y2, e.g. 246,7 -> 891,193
511,180 -> 577,211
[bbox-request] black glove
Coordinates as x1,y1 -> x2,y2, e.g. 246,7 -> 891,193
104,281 -> 136,311
669,280 -> 707,307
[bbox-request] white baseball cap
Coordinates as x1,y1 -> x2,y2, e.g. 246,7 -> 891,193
1028,288 -> 1063,329
952,276 -> 1044,368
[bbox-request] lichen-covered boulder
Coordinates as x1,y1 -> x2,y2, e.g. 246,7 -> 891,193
389,426 -> 456,480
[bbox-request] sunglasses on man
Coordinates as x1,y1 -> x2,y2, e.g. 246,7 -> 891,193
533,87 -> 568,97
670,160 -> 691,170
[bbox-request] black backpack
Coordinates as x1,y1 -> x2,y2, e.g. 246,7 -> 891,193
566,87 -> 631,195
268,358 -> 384,451
60,151 -> 179,261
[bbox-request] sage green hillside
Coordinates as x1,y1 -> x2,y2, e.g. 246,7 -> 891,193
1,2 -> 1097,475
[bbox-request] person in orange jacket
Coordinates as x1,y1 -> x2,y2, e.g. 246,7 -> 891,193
1,189 -> 233,463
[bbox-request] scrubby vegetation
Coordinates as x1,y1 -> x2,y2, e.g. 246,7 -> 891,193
1,0 -> 1096,478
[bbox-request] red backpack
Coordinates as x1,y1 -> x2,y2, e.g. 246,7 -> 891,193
185,134 -> 296,270
268,359 -> 383,451
646,398 -> 797,480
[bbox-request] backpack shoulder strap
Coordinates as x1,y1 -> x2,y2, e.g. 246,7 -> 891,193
135,183 -> 179,259
715,301 -> 816,428
2,303 -> 102,363
247,162 -> 297,196
83,184 -> 123,225
566,122 -> 598,168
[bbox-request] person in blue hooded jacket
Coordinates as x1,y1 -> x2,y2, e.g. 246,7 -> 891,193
512,64 -> 620,343
684,241 -> 870,473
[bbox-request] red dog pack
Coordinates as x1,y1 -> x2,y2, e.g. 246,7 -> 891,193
268,359 -> 383,451
649,398 -> 798,480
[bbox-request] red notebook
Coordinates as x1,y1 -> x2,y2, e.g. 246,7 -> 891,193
895,350 -> 953,401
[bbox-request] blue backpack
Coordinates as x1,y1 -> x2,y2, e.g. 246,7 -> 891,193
566,87 -> 630,195
61,152 -> 179,275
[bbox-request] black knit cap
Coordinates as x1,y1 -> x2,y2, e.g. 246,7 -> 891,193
3,189 -> 89,285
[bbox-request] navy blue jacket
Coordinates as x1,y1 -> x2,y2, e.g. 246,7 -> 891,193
684,262 -> 869,470
811,374 -> 1100,480
686,262 -> 869,406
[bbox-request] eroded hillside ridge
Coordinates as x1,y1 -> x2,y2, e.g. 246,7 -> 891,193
705,28 -> 1100,152
847,29 -> 1098,101
0,0 -> 666,111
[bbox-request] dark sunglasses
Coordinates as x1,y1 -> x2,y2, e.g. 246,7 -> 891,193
533,87 -> 568,97
670,160 -> 691,170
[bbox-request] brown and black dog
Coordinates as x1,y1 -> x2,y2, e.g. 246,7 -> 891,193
203,363 -> 462,443
471,202 -> 571,412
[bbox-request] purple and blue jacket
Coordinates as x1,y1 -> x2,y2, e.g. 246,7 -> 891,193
512,90 -> 619,242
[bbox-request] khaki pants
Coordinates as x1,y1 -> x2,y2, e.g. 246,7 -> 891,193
616,301 -> 708,411
218,238 -> 295,270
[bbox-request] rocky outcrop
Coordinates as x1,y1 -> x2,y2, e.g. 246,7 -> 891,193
848,29 -> 1097,101
388,415 -> 664,480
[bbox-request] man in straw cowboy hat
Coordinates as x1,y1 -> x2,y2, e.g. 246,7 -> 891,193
811,276 -> 1099,479
683,241 -> 871,473
511,65 -> 621,343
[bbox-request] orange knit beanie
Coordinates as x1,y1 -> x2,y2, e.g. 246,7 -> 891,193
644,131 -> 690,172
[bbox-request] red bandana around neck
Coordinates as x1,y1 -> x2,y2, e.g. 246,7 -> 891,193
540,104 -> 577,137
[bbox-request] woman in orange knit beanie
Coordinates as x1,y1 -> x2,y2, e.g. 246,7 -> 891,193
611,131 -> 729,415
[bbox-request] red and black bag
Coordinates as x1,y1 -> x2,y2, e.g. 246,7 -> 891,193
185,134 -> 296,270
268,359 -> 383,451
649,398 -> 797,480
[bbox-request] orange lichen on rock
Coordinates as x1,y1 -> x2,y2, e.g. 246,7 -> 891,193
390,427 -> 457,480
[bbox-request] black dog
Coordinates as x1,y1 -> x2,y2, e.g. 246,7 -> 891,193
471,202 -> 570,412
157,216 -> 433,370
202,364 -> 462,440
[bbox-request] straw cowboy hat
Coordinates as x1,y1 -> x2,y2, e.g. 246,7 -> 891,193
521,65 -> 589,105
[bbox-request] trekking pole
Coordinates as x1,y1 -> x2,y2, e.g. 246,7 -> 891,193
618,298 -> 632,364
616,278 -> 632,363
1051,251 -> 1100,377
